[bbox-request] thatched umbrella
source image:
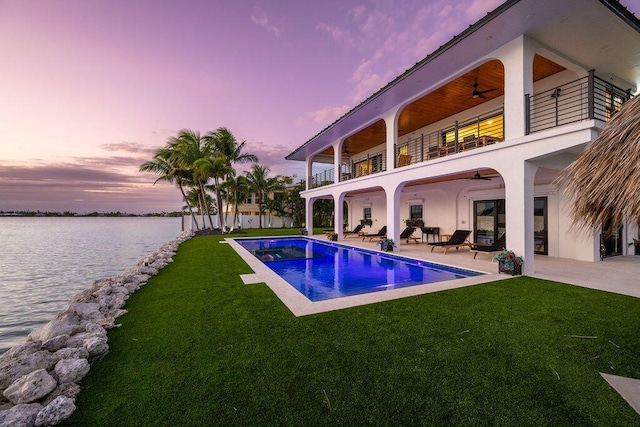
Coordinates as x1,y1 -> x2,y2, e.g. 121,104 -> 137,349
557,94 -> 640,234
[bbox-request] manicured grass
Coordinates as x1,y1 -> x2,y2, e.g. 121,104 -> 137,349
67,232 -> 640,426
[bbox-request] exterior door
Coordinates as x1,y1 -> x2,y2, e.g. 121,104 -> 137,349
534,197 -> 548,255
474,200 -> 505,245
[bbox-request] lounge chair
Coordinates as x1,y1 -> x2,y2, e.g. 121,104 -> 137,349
400,226 -> 419,244
428,230 -> 471,254
470,233 -> 506,259
343,224 -> 365,238
362,226 -> 387,242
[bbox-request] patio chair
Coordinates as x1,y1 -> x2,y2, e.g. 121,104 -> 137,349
343,223 -> 365,238
362,226 -> 387,242
400,226 -> 420,244
397,154 -> 412,167
470,233 -> 506,259
428,230 -> 471,254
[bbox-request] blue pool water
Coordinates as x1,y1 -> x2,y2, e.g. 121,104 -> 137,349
236,237 -> 483,301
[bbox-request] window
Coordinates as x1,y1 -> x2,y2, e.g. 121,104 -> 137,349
442,112 -> 504,146
354,153 -> 384,177
409,204 -> 423,221
363,207 -> 372,221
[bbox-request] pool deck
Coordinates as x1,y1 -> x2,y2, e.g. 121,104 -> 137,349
227,234 -> 639,316
339,235 -> 640,299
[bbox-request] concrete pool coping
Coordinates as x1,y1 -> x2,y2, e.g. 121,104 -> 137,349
226,236 -> 512,316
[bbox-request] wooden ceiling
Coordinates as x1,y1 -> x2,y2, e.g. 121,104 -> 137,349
320,55 -> 565,158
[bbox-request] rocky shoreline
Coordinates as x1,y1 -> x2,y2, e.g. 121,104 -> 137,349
0,231 -> 193,426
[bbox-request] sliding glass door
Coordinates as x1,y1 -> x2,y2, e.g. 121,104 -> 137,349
474,200 -> 505,245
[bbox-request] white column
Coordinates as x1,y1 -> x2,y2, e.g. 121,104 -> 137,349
499,35 -> 536,140
381,108 -> 400,171
305,157 -> 313,191
385,184 -> 402,249
334,193 -> 344,239
305,197 -> 314,235
333,141 -> 341,183
504,161 -> 538,274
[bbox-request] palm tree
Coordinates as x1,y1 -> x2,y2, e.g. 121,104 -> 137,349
557,95 -> 640,234
204,127 -> 258,228
245,164 -> 275,228
163,129 -> 213,228
223,173 -> 249,230
193,156 -> 231,231
140,146 -> 201,230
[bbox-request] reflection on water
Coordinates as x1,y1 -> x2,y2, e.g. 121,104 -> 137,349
0,217 -> 182,354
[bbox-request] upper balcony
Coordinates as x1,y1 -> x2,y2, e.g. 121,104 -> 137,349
309,65 -> 631,189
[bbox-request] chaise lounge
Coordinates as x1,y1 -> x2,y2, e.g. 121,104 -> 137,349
362,226 -> 387,242
470,233 -> 506,259
342,223 -> 365,238
400,226 -> 420,244
428,230 -> 471,254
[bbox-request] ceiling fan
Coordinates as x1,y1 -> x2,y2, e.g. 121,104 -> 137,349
470,171 -> 492,180
471,82 -> 498,99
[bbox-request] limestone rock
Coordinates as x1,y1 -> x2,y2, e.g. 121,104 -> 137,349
34,396 -> 75,427
3,369 -> 57,405
68,288 -> 96,304
67,303 -> 103,322
0,351 -> 54,390
52,348 -> 89,364
41,383 -> 80,406
84,337 -> 108,359
28,321 -> 82,343
42,335 -> 68,353
0,402 -> 43,427
0,342 -> 42,370
54,359 -> 89,384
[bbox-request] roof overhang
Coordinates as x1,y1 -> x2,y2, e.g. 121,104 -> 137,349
286,0 -> 640,162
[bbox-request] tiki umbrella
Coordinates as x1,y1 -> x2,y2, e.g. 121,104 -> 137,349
557,94 -> 640,233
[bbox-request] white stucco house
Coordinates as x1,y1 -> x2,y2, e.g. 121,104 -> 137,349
286,0 -> 640,274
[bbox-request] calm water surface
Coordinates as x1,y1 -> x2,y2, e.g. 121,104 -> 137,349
0,217 -> 183,354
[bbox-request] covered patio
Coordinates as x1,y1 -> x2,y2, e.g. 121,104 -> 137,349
311,234 -> 640,299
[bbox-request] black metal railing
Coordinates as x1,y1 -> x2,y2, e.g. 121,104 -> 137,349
395,107 -> 505,165
310,169 -> 334,189
526,71 -> 632,134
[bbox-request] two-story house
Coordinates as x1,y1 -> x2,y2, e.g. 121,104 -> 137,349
286,0 -> 640,274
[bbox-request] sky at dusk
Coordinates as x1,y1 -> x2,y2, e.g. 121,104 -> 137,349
2,0 -> 640,213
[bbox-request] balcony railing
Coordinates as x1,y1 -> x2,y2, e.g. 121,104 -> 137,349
310,169 -> 334,189
395,107 -> 505,167
526,71 -> 631,134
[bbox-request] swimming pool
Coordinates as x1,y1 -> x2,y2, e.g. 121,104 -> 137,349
235,237 -> 483,302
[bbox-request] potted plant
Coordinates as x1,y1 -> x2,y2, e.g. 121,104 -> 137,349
326,232 -> 338,241
377,238 -> 396,252
493,249 -> 523,276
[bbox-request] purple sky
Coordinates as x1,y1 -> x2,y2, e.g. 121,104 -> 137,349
2,0 -> 639,213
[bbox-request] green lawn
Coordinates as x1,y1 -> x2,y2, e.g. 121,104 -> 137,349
67,231 -> 640,426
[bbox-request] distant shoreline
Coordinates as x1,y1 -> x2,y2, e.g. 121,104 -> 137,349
0,211 -> 184,218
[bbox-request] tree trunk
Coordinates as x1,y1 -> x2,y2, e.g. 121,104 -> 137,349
179,183 -> 200,230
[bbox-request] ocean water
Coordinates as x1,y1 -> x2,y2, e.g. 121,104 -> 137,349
0,217 -> 184,354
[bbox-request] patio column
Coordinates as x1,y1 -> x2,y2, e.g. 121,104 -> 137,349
334,193 -> 345,239
305,197 -> 314,235
384,183 -> 402,249
503,161 -> 538,275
